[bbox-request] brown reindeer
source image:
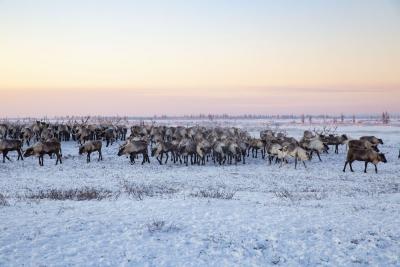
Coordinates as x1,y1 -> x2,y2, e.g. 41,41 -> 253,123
117,140 -> 150,164
0,139 -> 24,163
79,140 -> 103,163
151,140 -> 176,165
360,136 -> 383,145
24,141 -> 62,166
343,148 -> 387,173
103,128 -> 116,147
21,127 -> 34,146
348,140 -> 379,152
324,134 -> 348,154
248,138 -> 265,158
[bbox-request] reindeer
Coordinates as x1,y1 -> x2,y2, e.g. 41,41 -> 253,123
360,136 -> 383,145
117,140 -> 150,164
21,127 -> 34,146
213,140 -> 226,165
226,140 -> 242,165
31,121 -> 42,142
177,138 -> 197,166
196,139 -> 212,165
57,124 -> 71,141
151,140 -> 175,165
280,144 -> 310,169
236,138 -> 250,164
0,139 -> 24,163
266,142 -> 284,165
76,126 -> 91,145
343,148 -> 387,173
321,134 -> 348,154
79,140 -> 103,163
248,138 -> 265,158
299,137 -> 328,161
303,130 -> 315,140
103,128 -> 116,147
0,124 -> 8,139
24,141 -> 62,166
348,140 -> 379,152
116,125 -> 128,140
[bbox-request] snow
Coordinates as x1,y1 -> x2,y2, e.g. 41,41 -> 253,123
1,122 -> 400,266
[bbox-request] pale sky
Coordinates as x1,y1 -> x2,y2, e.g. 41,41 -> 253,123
0,0 -> 399,116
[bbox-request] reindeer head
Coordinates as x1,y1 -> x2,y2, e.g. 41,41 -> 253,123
23,147 -> 34,157
379,153 -> 387,163
78,145 -> 85,155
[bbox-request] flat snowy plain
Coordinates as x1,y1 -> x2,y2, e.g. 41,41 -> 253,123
1,120 -> 400,266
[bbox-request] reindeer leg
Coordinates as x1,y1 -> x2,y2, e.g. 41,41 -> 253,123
18,149 -> 24,161
316,151 -> 322,162
374,164 -> 378,174
6,153 -> 13,162
130,153 -> 135,164
349,161 -> 354,172
295,157 -> 298,169
99,150 -> 103,161
343,161 -> 348,172
165,152 -> 169,164
302,161 -> 307,168
364,161 -> 368,173
4,152 -> 11,162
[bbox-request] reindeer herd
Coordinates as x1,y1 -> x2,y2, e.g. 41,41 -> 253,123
0,119 -> 395,173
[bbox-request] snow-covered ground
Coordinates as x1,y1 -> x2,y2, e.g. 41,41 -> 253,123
1,123 -> 400,266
